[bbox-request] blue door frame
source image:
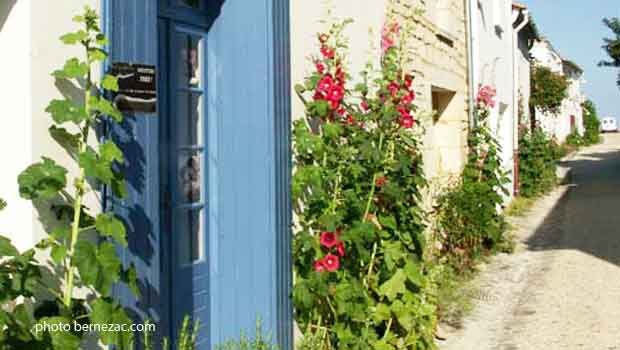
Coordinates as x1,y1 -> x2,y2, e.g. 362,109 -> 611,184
103,0 -> 292,348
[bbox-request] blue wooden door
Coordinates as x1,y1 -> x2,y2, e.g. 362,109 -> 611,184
160,18 -> 210,349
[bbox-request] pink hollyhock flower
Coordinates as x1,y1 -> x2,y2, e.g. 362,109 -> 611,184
336,242 -> 345,257
388,82 -> 400,97
317,75 -> 334,93
375,176 -> 387,187
327,85 -> 345,102
320,231 -> 338,248
314,260 -> 326,272
316,62 -> 325,74
476,85 -> 497,108
400,116 -> 414,129
322,254 -> 340,272
320,46 -> 335,59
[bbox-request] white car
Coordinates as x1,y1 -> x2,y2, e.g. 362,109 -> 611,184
601,117 -> 618,133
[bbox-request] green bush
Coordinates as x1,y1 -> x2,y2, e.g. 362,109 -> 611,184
565,130 -> 584,147
518,128 -> 557,198
435,86 -> 510,272
530,65 -> 569,115
582,100 -> 602,145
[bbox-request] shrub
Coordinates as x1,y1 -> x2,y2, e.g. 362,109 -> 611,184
518,128 -> 557,198
292,17 -> 437,350
582,100 -> 602,145
434,86 -> 510,271
565,130 -> 584,147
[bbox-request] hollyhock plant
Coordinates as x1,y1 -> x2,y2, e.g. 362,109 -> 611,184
293,16 -> 434,350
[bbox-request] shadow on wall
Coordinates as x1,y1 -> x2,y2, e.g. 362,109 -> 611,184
524,148 -> 620,268
0,0 -> 16,32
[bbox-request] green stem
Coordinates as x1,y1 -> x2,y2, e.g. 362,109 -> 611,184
362,133 -> 385,221
63,73 -> 91,309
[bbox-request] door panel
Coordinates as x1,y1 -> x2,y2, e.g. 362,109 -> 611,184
162,22 -> 210,349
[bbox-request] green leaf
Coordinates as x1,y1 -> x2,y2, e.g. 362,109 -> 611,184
38,317 -> 81,350
90,96 -> 123,122
50,245 -> 67,264
378,269 -> 406,301
121,264 -> 140,297
101,75 -> 119,92
88,48 -> 107,62
72,240 -> 99,286
18,157 -> 67,200
96,242 -> 121,295
45,99 -> 88,124
79,148 -> 114,184
99,141 -> 124,164
50,227 -> 70,243
91,299 -> 134,349
95,213 -> 127,246
60,30 -> 88,45
52,58 -> 89,79
404,262 -> 423,286
0,236 -> 19,257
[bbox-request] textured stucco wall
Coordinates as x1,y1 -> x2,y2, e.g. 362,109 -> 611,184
392,0 -> 469,179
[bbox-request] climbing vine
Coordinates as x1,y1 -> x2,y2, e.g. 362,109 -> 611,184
292,16 -> 436,350
530,65 -> 569,116
0,7 -> 137,349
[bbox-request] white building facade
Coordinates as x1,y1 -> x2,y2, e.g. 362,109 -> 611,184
530,39 -> 585,143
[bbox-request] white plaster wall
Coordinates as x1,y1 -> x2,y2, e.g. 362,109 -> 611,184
30,0 -> 100,246
0,0 -> 33,252
473,0 -> 515,199
290,0 -> 387,121
0,0 -> 99,252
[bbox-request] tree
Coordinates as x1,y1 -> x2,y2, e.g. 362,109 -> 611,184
599,17 -> 620,88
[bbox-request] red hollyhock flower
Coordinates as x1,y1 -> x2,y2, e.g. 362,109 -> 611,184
320,231 -> 338,248
314,260 -> 326,272
375,176 -> 387,187
320,46 -> 335,59
336,242 -> 345,257
327,85 -> 345,102
322,254 -> 340,272
335,67 -> 345,83
404,74 -> 413,88
400,116 -> 414,129
345,115 -> 356,125
401,91 -> 415,105
317,75 -> 334,93
319,33 -> 329,43
329,100 -> 340,110
313,91 -> 325,101
316,62 -> 325,74
397,106 -> 411,118
336,107 -> 346,115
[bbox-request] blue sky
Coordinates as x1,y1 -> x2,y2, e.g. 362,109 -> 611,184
520,0 -> 620,118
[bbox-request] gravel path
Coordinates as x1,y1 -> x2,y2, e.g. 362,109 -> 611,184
438,134 -> 620,350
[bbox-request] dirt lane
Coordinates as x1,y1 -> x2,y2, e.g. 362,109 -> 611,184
439,134 -> 620,350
